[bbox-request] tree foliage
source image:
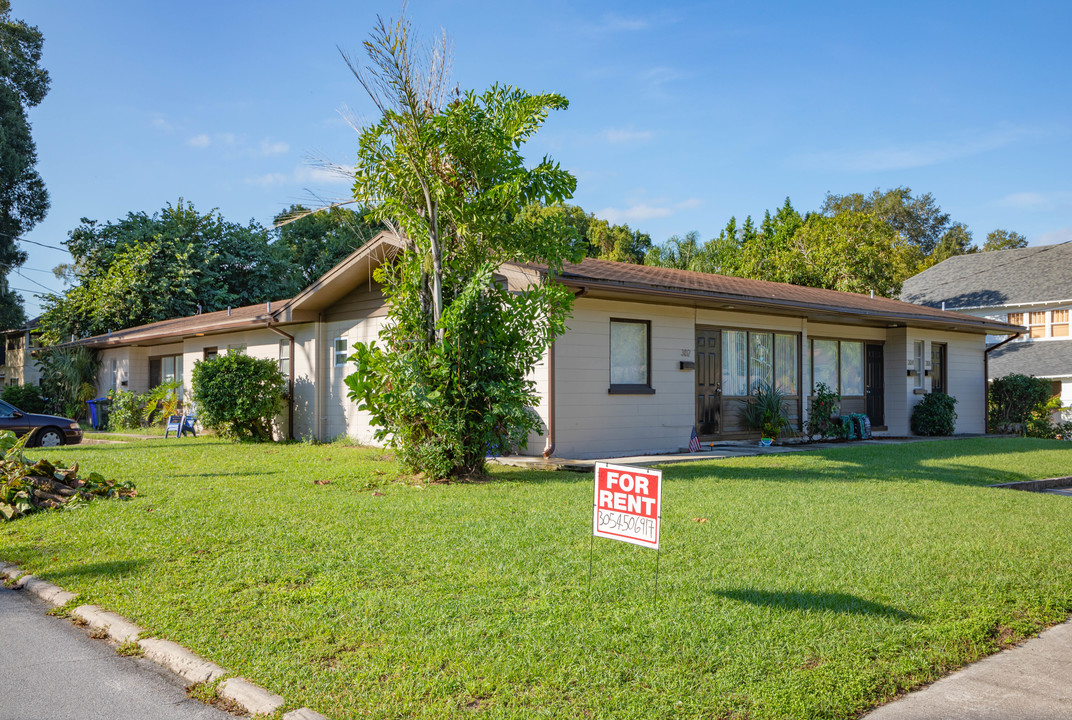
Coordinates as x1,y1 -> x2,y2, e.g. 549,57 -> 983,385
191,353 -> 286,441
34,345 -> 100,419
983,229 -> 1028,252
0,0 -> 51,327
343,11 -> 578,478
40,201 -> 284,343
644,190 -> 1033,296
272,204 -> 383,291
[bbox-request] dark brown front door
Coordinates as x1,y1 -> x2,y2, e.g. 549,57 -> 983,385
696,328 -> 721,437
865,343 -> 884,426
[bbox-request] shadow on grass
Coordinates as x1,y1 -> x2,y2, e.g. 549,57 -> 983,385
43,558 -> 149,584
715,588 -> 918,620
494,438 -> 1070,489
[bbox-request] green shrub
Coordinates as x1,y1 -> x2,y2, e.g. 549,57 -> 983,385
988,374 -> 1052,434
911,392 -> 958,436
191,354 -> 286,441
1,384 -> 48,414
34,346 -> 101,419
742,383 -> 793,439
806,383 -> 840,441
106,389 -> 144,431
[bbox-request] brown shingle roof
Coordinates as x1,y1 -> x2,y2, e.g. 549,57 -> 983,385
540,258 -> 1021,334
79,300 -> 289,347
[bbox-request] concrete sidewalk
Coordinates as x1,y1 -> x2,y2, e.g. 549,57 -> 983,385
0,584 -> 230,720
864,618 -> 1072,719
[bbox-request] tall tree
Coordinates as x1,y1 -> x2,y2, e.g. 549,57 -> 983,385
0,0 -> 50,328
983,229 -> 1028,252
821,187 -> 950,255
928,222 -> 977,265
39,200 -> 290,343
344,11 -> 579,477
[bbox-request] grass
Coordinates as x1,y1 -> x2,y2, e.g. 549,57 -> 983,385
1,437 -> 1071,719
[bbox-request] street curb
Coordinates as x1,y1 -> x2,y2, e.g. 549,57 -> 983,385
16,574 -> 79,607
2,560 -> 331,719
219,677 -> 285,716
138,638 -> 229,684
72,604 -> 144,643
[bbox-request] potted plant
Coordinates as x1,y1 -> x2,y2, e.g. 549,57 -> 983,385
743,383 -> 794,445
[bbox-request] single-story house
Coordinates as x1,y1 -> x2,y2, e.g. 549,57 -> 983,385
901,241 -> 1072,420
75,233 -> 1020,458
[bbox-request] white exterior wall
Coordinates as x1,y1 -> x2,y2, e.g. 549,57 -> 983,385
550,298 -> 695,460
319,316 -> 385,444
912,329 -> 986,434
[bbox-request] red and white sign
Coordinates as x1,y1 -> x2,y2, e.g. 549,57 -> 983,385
593,462 -> 662,549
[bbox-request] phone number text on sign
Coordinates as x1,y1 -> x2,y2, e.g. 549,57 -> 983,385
593,462 -> 662,550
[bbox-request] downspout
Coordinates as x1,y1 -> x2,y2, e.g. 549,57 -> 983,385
265,322 -> 295,441
543,286 -> 588,458
984,332 -> 1021,433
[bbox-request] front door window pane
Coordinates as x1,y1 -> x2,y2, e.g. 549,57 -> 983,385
775,334 -> 798,395
812,339 -> 838,394
840,341 -> 863,395
749,332 -> 773,392
722,330 -> 748,396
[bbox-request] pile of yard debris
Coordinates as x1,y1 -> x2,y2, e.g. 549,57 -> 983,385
0,433 -> 135,520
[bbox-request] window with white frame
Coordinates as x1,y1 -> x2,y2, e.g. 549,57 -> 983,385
279,339 -> 290,379
333,337 -> 349,367
1052,309 -> 1069,338
913,340 -> 924,389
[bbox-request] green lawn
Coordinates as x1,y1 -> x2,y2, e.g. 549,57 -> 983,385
2,437 -> 1071,719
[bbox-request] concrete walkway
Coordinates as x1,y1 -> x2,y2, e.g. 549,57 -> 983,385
0,584 -> 230,720
864,617 -> 1072,719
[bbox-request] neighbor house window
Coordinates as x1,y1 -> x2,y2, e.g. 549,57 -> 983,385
279,339 -> 290,379
811,339 -> 865,396
333,337 -> 349,367
1052,309 -> 1069,338
149,354 -> 184,400
1028,311 -> 1046,339
609,319 -> 653,394
931,343 -> 947,394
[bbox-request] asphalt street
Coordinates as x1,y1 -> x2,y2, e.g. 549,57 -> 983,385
0,584 -> 229,720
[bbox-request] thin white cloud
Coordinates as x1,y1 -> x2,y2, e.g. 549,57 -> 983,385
797,125 -> 1041,173
601,127 -> 653,144
596,198 -> 702,224
1035,225 -> 1072,245
246,164 -> 355,189
246,173 -> 288,187
595,13 -> 652,32
187,134 -> 211,148
260,139 -> 290,156
150,114 -> 175,133
997,191 -> 1072,210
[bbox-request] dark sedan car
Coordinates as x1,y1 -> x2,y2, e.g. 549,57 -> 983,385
0,399 -> 83,447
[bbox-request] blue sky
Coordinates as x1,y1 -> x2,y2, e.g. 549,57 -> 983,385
14,1 -> 1072,316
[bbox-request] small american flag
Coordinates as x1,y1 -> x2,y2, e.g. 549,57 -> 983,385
688,426 -> 701,453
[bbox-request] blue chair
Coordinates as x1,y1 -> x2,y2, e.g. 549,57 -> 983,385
181,413 -> 198,437
164,415 -> 183,438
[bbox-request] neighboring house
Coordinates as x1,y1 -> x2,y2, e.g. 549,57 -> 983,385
0,318 -> 43,388
77,233 -> 1017,459
901,242 -> 1072,420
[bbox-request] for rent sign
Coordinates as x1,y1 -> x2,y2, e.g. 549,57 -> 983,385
593,462 -> 662,549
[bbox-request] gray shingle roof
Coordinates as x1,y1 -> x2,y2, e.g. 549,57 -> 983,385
988,339 -> 1072,380
900,242 -> 1072,309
